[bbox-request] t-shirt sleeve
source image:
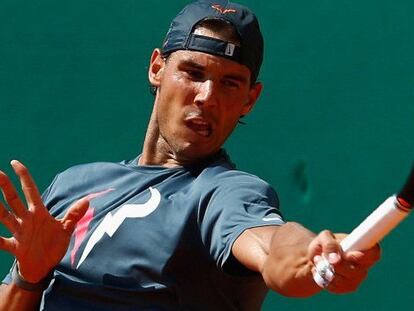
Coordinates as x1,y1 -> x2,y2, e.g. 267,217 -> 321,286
197,173 -> 284,274
1,261 -> 15,285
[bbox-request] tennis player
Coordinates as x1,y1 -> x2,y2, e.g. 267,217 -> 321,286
0,1 -> 380,310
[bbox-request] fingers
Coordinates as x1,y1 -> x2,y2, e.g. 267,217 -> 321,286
334,259 -> 368,276
61,197 -> 90,232
343,243 -> 382,267
326,268 -> 366,293
311,231 -> 381,293
0,201 -> 19,233
11,160 -> 44,211
312,255 -> 335,288
310,230 -> 344,289
313,250 -> 369,293
61,188 -> 114,231
309,230 -> 342,264
0,169 -> 27,218
0,236 -> 16,255
326,256 -> 369,293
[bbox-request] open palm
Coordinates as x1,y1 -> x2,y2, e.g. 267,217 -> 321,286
0,160 -> 89,283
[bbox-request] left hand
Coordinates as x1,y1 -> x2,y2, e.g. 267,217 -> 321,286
0,160 -> 90,283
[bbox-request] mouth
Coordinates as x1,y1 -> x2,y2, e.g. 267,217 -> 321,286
184,115 -> 213,137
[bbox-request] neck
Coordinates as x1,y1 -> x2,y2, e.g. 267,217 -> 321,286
139,105 -> 174,167
140,99 -> 222,168
139,103 -> 197,168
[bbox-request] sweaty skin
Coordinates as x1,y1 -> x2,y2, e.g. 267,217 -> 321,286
0,27 -> 381,310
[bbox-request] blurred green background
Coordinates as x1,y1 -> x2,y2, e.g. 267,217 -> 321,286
1,0 -> 413,309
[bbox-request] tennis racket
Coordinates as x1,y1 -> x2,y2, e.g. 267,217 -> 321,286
314,165 -> 414,288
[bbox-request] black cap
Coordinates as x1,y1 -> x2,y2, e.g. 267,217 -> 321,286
161,0 -> 264,82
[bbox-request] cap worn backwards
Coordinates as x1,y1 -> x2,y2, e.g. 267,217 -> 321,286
161,0 -> 264,82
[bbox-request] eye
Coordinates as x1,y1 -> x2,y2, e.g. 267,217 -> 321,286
222,79 -> 240,89
185,69 -> 204,81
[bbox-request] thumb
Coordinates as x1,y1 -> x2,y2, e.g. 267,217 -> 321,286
61,197 -> 90,232
309,230 -> 342,264
60,189 -> 114,232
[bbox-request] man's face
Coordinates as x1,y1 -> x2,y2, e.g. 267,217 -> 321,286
149,48 -> 262,163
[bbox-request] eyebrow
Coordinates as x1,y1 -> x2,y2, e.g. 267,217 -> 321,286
179,59 -> 205,71
179,59 -> 249,84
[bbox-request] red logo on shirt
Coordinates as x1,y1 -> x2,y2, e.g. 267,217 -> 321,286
70,188 -> 114,267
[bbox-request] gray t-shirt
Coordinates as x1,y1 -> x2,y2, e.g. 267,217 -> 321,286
3,151 -> 284,310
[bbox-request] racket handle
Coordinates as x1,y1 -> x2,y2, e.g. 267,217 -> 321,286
340,195 -> 411,252
313,195 -> 410,288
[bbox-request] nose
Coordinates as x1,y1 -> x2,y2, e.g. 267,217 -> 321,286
194,80 -> 217,107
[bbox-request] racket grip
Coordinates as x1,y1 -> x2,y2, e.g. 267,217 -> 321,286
340,195 -> 410,252
314,194 -> 412,288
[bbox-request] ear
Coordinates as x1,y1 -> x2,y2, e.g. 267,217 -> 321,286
241,82 -> 263,116
148,48 -> 165,88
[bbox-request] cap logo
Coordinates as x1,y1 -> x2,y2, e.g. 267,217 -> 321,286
211,4 -> 237,14
225,43 -> 235,56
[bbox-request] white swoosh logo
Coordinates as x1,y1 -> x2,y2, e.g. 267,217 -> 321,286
262,214 -> 281,222
76,187 -> 161,268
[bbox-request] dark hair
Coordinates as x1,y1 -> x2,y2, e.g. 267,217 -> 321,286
193,18 -> 241,46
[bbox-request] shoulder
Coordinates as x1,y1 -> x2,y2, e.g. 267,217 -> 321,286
199,153 -> 275,192
193,152 -> 278,205
42,158 -> 137,207
53,158 -> 135,182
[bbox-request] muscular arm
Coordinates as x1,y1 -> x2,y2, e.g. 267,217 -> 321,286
233,222 -> 320,297
232,222 -> 381,297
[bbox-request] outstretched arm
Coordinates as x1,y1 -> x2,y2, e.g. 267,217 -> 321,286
232,222 -> 381,297
0,161 -> 90,311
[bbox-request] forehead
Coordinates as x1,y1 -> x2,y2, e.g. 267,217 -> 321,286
167,50 -> 252,81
